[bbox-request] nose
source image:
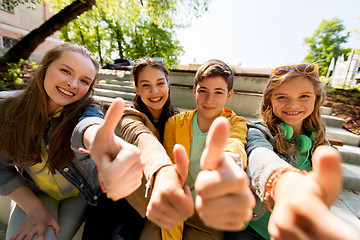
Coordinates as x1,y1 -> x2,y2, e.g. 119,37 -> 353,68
287,98 -> 299,108
150,86 -> 159,93
67,78 -> 78,89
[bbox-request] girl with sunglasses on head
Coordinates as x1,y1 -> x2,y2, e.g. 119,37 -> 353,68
226,63 -> 359,240
82,58 -> 182,240
0,43 -> 143,240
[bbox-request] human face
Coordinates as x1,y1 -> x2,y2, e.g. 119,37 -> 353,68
271,76 -> 316,136
44,50 -> 96,114
134,66 -> 169,120
193,76 -> 233,131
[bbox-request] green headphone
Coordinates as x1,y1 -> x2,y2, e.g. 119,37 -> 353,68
280,122 -> 314,153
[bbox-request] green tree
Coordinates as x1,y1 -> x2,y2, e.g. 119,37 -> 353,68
50,0 -> 210,68
0,0 -> 96,72
304,17 -> 351,76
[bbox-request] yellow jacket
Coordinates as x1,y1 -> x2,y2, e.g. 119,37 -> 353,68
163,107 -> 247,169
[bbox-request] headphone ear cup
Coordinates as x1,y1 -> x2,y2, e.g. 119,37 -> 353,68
296,135 -> 312,153
280,122 -> 293,140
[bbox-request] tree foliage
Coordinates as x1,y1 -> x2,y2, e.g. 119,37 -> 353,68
0,0 -> 96,72
304,17 -> 351,76
49,0 -> 211,68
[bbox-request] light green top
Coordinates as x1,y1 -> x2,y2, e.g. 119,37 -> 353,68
185,112 -> 207,202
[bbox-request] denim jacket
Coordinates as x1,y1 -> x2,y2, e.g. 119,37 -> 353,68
0,104 -> 105,205
246,121 -> 318,220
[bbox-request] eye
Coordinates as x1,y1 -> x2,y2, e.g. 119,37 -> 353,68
81,79 -> 91,86
198,89 -> 206,93
300,94 -> 310,99
141,84 -> 150,87
276,96 -> 286,100
158,81 -> 165,86
215,91 -> 224,95
61,69 -> 70,74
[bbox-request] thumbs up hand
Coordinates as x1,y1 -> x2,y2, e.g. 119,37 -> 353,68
268,145 -> 360,240
146,144 -> 194,230
195,117 -> 255,231
89,98 -> 144,200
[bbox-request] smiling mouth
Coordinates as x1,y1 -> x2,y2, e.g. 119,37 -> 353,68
149,97 -> 162,102
283,111 -> 301,115
57,87 -> 74,96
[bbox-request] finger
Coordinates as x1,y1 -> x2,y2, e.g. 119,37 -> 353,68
49,217 -> 60,237
101,98 -> 125,135
311,145 -> 343,205
173,144 -> 190,185
201,117 -> 229,170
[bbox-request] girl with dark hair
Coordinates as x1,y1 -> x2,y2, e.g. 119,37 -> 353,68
82,58 -> 179,240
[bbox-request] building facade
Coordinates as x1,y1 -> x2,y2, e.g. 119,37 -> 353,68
0,1 -> 63,62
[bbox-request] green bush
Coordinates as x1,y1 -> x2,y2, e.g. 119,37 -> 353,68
354,93 -> 360,99
348,85 -> 360,93
0,80 -> 5,91
334,96 -> 348,103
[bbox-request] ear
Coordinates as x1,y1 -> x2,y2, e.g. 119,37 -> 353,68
226,89 -> 233,102
134,85 -> 139,95
193,85 -> 196,97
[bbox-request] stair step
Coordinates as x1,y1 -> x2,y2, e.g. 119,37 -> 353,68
94,96 -> 132,105
322,115 -> 345,128
96,84 -> 135,93
100,79 -> 133,87
320,106 -> 332,115
99,70 -> 131,81
342,163 -> 360,191
94,88 -> 135,101
327,127 -> 360,147
336,145 -> 360,165
332,189 -> 360,233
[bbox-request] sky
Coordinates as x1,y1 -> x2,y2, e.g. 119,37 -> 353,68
177,0 -> 360,69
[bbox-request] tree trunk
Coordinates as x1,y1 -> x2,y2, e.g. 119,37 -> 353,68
0,0 -> 96,72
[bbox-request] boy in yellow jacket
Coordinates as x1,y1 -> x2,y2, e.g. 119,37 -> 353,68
145,59 -> 255,240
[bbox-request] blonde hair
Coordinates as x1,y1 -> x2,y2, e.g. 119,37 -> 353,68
0,43 -> 100,172
260,69 -> 326,153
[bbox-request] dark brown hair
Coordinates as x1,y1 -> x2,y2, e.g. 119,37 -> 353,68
194,59 -> 234,91
132,58 -> 178,142
0,43 -> 100,172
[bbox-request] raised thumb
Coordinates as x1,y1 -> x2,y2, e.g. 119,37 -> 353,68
101,98 -> 125,135
200,117 -> 229,170
173,144 -> 189,185
311,145 -> 343,206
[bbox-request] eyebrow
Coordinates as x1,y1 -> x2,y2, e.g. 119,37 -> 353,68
273,91 -> 314,96
139,78 -> 166,83
198,86 -> 226,91
60,64 -> 93,81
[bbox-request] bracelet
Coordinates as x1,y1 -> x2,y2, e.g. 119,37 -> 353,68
264,167 -> 307,212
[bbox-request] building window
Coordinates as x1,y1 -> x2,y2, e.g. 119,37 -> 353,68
0,0 -> 15,13
2,36 -> 18,48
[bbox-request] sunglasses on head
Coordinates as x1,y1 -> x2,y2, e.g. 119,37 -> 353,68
271,63 -> 319,78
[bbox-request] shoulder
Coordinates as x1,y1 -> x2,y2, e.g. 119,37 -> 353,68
79,102 -> 104,120
168,109 -> 195,123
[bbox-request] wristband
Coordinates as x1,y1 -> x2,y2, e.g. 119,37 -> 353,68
264,167 -> 307,212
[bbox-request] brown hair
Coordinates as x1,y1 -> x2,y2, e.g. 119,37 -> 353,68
132,58 -> 178,142
260,68 -> 326,154
194,59 -> 234,91
0,43 -> 100,172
